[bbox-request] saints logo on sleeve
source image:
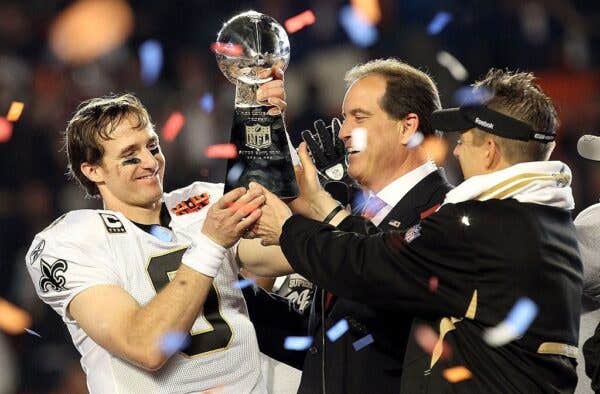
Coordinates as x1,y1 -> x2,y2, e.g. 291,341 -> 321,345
39,258 -> 68,293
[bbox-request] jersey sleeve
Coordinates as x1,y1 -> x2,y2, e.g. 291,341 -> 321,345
575,203 -> 600,299
25,211 -> 123,323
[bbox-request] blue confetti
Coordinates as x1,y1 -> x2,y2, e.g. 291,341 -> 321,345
427,12 -> 452,35
234,278 -> 256,289
326,318 -> 349,342
159,331 -> 190,356
352,334 -> 374,351
25,328 -> 42,338
505,297 -> 538,336
139,39 -> 163,85
226,163 -> 245,186
284,336 -> 313,350
339,5 -> 378,48
149,225 -> 173,242
452,86 -> 493,106
200,93 -> 215,113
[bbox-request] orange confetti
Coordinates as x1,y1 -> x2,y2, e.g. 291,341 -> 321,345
0,117 -> 13,143
0,298 -> 32,335
414,324 -> 452,360
284,10 -> 316,34
419,135 -> 449,165
205,143 -> 238,159
443,366 -> 472,383
161,112 -> 185,142
351,0 -> 381,24
49,0 -> 134,65
6,101 -> 24,122
210,42 -> 244,57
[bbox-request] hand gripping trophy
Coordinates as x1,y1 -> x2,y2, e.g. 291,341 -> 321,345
215,10 -> 299,198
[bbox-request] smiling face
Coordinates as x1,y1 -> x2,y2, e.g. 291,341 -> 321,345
338,74 -> 408,192
83,115 -> 165,212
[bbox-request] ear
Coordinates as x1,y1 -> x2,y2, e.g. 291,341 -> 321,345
398,113 -> 419,145
80,162 -> 105,184
484,138 -> 501,170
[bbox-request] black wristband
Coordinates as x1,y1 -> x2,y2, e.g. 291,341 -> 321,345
323,205 -> 344,224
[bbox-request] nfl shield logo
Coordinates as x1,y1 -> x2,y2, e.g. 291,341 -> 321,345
245,124 -> 272,150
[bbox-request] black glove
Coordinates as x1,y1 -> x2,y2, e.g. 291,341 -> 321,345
301,118 -> 357,205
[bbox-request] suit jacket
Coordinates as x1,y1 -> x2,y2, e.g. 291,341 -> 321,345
297,168 -> 453,394
282,198 -> 581,393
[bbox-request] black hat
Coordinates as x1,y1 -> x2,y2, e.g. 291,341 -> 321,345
431,105 -> 554,143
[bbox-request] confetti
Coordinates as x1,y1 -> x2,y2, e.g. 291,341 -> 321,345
210,42 -> 244,57
205,143 -> 238,159
24,328 -> 42,338
226,163 -> 245,186
452,86 -> 493,106
0,298 -> 31,334
159,331 -> 190,356
351,0 -> 382,24
49,0 -> 134,64
407,131 -> 424,149
233,278 -> 256,290
414,324 -> 452,360
162,112 -> 185,142
326,318 -> 349,342
460,216 -> 470,226
200,92 -> 215,113
352,334 -> 374,351
483,297 -> 538,347
149,225 -> 173,242
427,12 -> 452,35
351,127 -> 367,152
0,117 -> 13,143
339,5 -> 379,48
577,135 -> 600,161
443,366 -> 472,383
139,39 -> 163,85
284,10 -> 316,34
437,51 -> 468,81
284,336 -> 313,350
428,276 -> 439,292
6,101 -> 24,122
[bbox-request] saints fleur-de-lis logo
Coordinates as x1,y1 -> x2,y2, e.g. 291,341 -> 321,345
39,258 -> 68,293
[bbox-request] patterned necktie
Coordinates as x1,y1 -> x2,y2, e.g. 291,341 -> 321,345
360,195 -> 388,220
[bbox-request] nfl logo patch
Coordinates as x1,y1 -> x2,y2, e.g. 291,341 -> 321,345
404,224 -> 421,243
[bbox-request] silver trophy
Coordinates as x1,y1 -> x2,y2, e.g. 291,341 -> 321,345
215,10 -> 298,198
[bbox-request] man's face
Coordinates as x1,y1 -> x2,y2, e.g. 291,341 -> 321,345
453,129 -> 488,179
94,116 -> 166,209
338,74 -> 406,191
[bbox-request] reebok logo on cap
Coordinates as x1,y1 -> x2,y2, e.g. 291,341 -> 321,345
474,117 -> 494,129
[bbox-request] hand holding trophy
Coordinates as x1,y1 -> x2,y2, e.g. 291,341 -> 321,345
215,11 -> 298,199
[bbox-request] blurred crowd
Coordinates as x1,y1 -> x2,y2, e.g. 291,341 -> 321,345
0,0 -> 598,392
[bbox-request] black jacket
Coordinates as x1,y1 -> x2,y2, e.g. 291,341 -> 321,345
298,168 -> 452,394
281,199 -> 582,393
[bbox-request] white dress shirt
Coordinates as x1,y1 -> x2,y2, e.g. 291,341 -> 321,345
369,161 -> 438,226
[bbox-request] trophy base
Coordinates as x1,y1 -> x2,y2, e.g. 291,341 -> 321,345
225,106 -> 299,199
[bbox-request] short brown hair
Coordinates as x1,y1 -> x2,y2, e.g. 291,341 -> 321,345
471,69 -> 558,163
345,58 -> 441,135
64,93 -> 153,197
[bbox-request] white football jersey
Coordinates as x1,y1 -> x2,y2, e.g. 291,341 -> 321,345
25,182 -> 266,394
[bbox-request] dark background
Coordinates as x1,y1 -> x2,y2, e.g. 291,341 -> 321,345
0,0 -> 598,392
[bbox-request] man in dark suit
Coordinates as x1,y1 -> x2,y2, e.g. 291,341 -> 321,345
242,58 -> 452,393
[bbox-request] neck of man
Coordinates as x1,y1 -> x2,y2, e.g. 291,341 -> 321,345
102,195 -> 162,225
366,150 -> 429,193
